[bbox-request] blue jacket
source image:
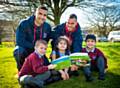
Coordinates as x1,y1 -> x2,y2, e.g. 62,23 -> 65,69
16,15 -> 52,49
52,23 -> 83,53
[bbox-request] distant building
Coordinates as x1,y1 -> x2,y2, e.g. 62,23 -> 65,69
0,20 -> 15,42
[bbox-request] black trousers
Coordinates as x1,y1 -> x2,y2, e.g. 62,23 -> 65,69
13,46 -> 34,71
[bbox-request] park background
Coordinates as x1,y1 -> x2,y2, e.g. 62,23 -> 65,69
0,0 -> 120,88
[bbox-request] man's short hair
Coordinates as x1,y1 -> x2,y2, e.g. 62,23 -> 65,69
37,5 -> 48,11
69,14 -> 77,20
35,40 -> 47,48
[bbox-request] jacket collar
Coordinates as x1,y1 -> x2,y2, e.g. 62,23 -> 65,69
85,47 -> 95,53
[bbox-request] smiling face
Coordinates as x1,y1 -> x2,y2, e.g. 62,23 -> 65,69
86,39 -> 96,50
66,18 -> 77,31
35,8 -> 47,26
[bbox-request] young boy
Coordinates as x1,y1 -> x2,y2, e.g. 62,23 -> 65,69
82,34 -> 108,80
18,40 -> 56,88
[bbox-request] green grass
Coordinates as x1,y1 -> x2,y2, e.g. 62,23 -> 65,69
0,42 -> 120,88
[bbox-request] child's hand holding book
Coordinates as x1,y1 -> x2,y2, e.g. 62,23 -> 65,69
48,64 -> 57,69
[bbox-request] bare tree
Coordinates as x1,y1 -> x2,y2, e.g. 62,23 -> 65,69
107,5 -> 120,31
0,0 -> 33,43
86,3 -> 120,37
25,0 -> 87,25
0,0 -> 97,25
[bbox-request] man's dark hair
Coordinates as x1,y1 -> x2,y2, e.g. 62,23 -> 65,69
69,14 -> 77,20
37,5 -> 48,11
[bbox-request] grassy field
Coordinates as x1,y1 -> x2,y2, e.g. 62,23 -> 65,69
0,42 -> 120,88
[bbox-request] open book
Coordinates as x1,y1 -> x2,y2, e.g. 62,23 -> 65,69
69,53 -> 91,66
51,56 -> 71,70
51,53 -> 91,70
69,53 -> 90,61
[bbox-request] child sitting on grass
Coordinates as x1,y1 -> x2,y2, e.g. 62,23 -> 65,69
51,36 -> 70,80
51,36 -> 93,82
82,34 -> 108,80
18,40 -> 56,88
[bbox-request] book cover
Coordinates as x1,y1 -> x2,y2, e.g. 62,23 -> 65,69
69,53 -> 91,66
70,53 -> 91,61
51,53 -> 91,70
51,56 -> 71,70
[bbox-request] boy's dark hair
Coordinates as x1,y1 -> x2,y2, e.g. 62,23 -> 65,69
37,5 -> 48,11
85,34 -> 96,42
35,39 -> 47,48
69,14 -> 77,20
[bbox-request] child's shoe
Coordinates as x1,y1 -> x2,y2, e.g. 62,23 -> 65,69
86,76 -> 93,82
98,76 -> 105,80
98,74 -> 105,80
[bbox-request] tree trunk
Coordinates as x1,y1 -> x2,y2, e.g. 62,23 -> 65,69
0,38 -> 2,45
54,15 -> 60,25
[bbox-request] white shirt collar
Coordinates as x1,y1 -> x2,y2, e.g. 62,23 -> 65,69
34,50 -> 43,58
86,47 -> 95,53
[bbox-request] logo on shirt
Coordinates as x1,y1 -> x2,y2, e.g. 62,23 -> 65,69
43,33 -> 47,38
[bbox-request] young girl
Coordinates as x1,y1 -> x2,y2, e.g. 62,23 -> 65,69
51,36 -> 70,80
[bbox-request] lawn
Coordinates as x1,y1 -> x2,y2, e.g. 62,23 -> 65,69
0,42 -> 120,88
